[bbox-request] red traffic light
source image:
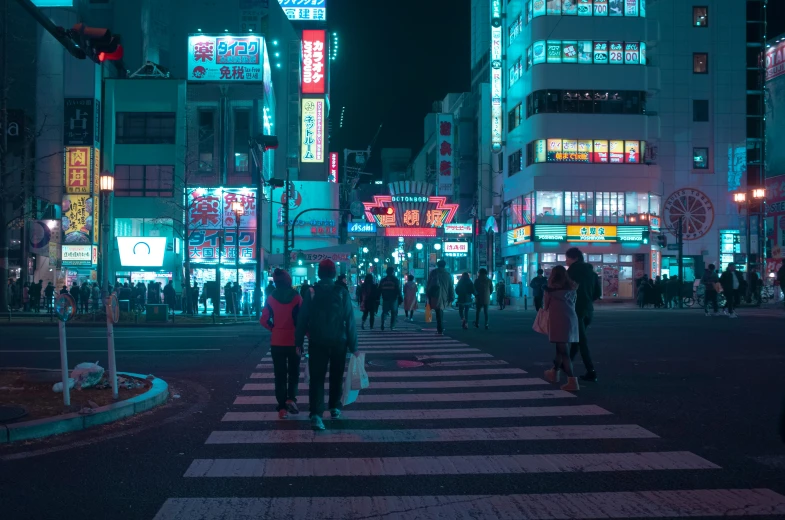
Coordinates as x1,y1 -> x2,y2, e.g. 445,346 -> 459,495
370,207 -> 394,216
69,23 -> 123,63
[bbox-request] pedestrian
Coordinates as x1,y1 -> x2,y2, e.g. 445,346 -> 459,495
190,282 -> 200,315
403,274 -> 418,322
22,282 -> 30,312
653,275 -> 664,308
91,283 -> 101,313
336,274 -> 348,289
10,279 -> 19,310
80,282 -> 91,314
665,274 -> 680,309
496,279 -> 507,310
223,281 -> 234,314
455,272 -> 475,330
234,283 -> 243,315
261,269 -> 303,419
778,263 -> 785,308
265,280 -> 275,303
565,247 -> 601,382
749,268 -> 761,306
720,262 -> 742,318
70,283 -> 81,313
473,268 -> 493,329
701,264 -> 720,316
542,265 -> 581,391
164,280 -> 176,313
637,274 -> 649,308
44,282 -> 55,313
60,284 -> 69,295
426,259 -> 454,335
379,267 -> 404,331
359,274 -> 379,330
299,280 -> 311,298
295,259 -> 358,431
29,280 -> 41,313
529,269 -> 547,311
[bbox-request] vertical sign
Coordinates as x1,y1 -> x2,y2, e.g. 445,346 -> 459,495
301,98 -> 325,163
436,113 -> 454,196
64,98 -> 94,146
490,0 -> 503,153
301,29 -> 326,94
64,147 -> 92,194
328,152 -> 339,183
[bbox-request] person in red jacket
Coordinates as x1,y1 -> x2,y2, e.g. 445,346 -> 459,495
260,269 -> 303,419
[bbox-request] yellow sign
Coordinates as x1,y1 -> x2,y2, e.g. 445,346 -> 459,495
93,195 -> 100,245
64,146 -> 92,194
62,194 -> 94,245
301,98 -> 325,163
566,225 -> 617,242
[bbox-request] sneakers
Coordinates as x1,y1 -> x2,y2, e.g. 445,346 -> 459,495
278,409 -> 289,420
286,400 -> 299,414
329,408 -> 342,419
310,415 -> 325,430
579,371 -> 598,383
543,368 -> 560,383
561,377 -> 580,391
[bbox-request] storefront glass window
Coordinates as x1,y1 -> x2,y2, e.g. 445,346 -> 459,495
536,192 -> 564,223
588,254 -> 602,262
565,191 -> 595,223
603,254 -> 618,263
557,254 -> 566,262
114,218 -> 173,237
620,254 -> 633,263
649,194 -> 661,216
595,192 -> 625,223
625,192 -> 649,217
542,253 -> 558,263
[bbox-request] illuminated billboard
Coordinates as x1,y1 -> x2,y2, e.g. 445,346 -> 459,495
531,139 -> 643,164
117,237 -> 167,267
443,242 -> 469,257
302,30 -> 326,94
279,0 -> 326,21
506,225 -> 532,246
532,224 -> 648,243
187,34 -> 263,82
187,188 -> 258,230
189,230 -> 258,263
62,245 -> 92,266
529,40 -> 646,66
767,39 -> 785,81
490,0 -> 503,153
64,146 -> 92,194
524,0 -> 646,17
273,181 -> 340,239
445,223 -> 473,234
62,195 -> 94,245
436,113 -> 454,196
328,152 -> 339,183
301,98 -> 325,163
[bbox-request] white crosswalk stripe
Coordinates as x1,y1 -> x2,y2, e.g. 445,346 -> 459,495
154,324 -> 785,519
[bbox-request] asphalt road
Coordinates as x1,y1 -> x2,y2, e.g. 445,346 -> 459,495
1,305 -> 784,519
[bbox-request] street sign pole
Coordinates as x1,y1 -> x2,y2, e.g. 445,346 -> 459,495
58,320 -> 70,406
105,294 -> 119,400
678,216 -> 684,309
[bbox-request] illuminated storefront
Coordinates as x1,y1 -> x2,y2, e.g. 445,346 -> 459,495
528,139 -> 643,165
525,0 -> 645,18
528,40 -> 645,68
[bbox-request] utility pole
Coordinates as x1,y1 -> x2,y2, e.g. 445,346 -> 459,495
0,0 -> 10,313
677,216 -> 684,309
282,168 -> 291,271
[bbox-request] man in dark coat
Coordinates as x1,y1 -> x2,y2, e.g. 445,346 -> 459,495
163,281 -> 176,313
529,269 -> 547,311
379,267 -> 404,331
719,262 -> 743,318
565,247 -> 601,382
426,260 -> 454,335
44,282 -> 55,313
69,283 -> 81,313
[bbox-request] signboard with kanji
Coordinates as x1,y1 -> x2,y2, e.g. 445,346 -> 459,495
187,34 -> 263,82
62,195 -> 94,245
302,30 -> 326,94
436,113 -> 454,196
279,0 -> 326,21
301,98 -> 325,163
64,98 -> 95,147
188,188 -> 258,230
64,147 -> 92,194
189,229 -> 257,263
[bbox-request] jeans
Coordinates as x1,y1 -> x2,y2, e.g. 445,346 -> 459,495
458,304 -> 471,322
434,308 -> 444,332
362,307 -> 377,328
381,300 -> 399,328
475,304 -> 489,326
533,296 -> 543,311
308,344 -> 348,417
725,289 -> 736,313
569,313 -> 594,373
271,346 -> 300,411
704,290 -> 719,314
498,296 -> 506,310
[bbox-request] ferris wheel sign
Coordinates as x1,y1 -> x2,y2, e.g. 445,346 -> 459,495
663,188 -> 715,241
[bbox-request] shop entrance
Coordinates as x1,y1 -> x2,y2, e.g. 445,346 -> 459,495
190,266 -> 257,314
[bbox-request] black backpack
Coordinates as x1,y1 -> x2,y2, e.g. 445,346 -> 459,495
308,284 -> 347,347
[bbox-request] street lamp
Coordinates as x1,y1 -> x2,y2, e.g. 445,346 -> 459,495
99,170 -> 114,294
732,187 -> 767,302
415,243 -> 423,250
231,201 -> 244,316
362,247 -> 369,253
433,243 -> 442,251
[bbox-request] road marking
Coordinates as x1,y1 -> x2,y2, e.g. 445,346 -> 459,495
0,349 -> 222,353
355,348 -> 481,354
249,368 -> 528,378
415,353 -> 494,359
234,390 -> 574,405
221,405 -> 612,422
427,360 -> 509,367
183,451 -> 719,477
153,489 -> 785,519
206,424 -> 658,444
43,335 -> 236,340
241,378 -> 547,391
353,344 -> 471,349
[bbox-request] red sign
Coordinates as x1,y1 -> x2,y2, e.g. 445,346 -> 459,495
766,40 -> 785,81
364,194 -> 458,229
301,30 -> 326,94
384,227 -> 437,237
188,229 -> 257,262
328,152 -> 338,183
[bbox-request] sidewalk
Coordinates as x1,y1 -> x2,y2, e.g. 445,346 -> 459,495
0,310 -> 259,327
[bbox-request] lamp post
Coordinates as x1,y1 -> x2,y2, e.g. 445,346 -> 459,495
231,200 -> 244,315
732,187 -> 766,302
99,170 -> 114,294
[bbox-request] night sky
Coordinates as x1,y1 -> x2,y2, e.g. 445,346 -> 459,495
327,0 -> 785,176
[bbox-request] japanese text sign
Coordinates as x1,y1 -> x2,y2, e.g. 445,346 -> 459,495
188,34 -> 263,82
62,195 -> 94,245
188,188 -> 258,230
506,225 -> 532,246
64,147 -> 92,194
445,223 -> 474,234
364,193 -> 458,230
490,0 -> 503,153
443,241 -> 469,257
189,229 -> 257,262
302,30 -> 326,94
64,98 -> 95,147
279,0 -> 326,21
766,40 -> 785,81
301,98 -> 325,163
328,152 -> 339,182
436,114 -> 454,196
61,245 -> 92,266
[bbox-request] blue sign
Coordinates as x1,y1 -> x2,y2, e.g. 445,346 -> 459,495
348,222 -> 377,234
278,0 -> 326,21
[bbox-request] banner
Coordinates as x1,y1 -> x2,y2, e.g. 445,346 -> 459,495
62,195 -> 94,245
301,98 -> 325,163
64,98 -> 95,146
301,30 -> 326,94
64,146 -> 92,194
436,113 -> 454,196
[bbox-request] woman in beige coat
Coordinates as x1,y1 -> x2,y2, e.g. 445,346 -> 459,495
542,265 -> 580,391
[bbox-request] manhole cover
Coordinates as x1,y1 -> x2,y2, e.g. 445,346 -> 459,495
0,405 -> 28,423
367,359 -> 425,368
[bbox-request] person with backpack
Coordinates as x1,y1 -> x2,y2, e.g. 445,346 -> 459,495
403,274 -> 418,322
426,260 -> 454,335
261,269 -> 303,419
455,272 -> 475,330
529,269 -> 547,311
720,262 -> 743,318
473,268 -> 493,329
295,259 -> 358,431
359,274 -> 380,329
565,247 -> 601,382
379,266 -> 404,331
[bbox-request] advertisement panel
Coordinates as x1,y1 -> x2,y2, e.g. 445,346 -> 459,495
189,229 -> 257,262
64,98 -> 95,147
507,225 -> 532,246
436,113 -> 455,196
609,140 -> 625,163
546,41 -> 562,63
594,0 -> 608,16
279,0 -> 326,21
625,0 -> 638,16
609,42 -> 624,64
490,4 -> 503,153
562,41 -> 578,63
364,190 -> 458,231
766,176 -> 785,259
273,181 -> 340,239
445,223 -> 474,234
62,245 -> 93,266
593,41 -> 608,63
532,0 -> 546,16
624,42 -> 640,64
347,222 -> 377,234
301,30 -> 326,94
567,225 -> 617,242
532,41 -> 546,64
443,242 -> 469,257
188,187 -> 258,230
301,98 -> 325,163
767,43 -> 785,179
64,146 -> 92,194
117,237 -> 167,267
328,152 -> 339,183
187,34 -> 262,82
62,195 -> 94,245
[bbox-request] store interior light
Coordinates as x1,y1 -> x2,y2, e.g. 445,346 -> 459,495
415,243 -> 423,250
433,244 -> 442,251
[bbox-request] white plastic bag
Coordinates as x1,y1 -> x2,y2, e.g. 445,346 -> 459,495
532,309 -> 549,336
52,378 -> 75,393
341,352 -> 367,406
71,362 -> 105,390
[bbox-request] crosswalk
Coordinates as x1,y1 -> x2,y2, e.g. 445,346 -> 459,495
153,325 -> 785,519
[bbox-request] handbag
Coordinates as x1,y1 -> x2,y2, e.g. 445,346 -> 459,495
342,352 -> 368,406
425,303 -> 432,323
533,308 -> 549,335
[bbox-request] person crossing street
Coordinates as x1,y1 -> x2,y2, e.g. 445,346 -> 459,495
379,267 -> 404,331
565,247 -> 601,383
473,268 -> 493,329
426,260 -> 454,335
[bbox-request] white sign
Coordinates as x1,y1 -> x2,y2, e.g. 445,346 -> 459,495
187,34 -> 263,82
279,0 -> 326,21
61,245 -> 92,265
117,237 -> 167,267
445,223 -> 474,234
490,0 -> 503,152
436,113 -> 454,196
443,241 -> 469,257
301,98 -> 325,163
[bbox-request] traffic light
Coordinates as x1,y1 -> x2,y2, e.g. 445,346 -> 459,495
369,207 -> 394,216
68,23 -> 124,63
657,234 -> 667,248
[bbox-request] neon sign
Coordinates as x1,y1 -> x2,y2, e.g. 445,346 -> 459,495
328,152 -> 338,182
363,195 -> 458,229
491,0 -> 503,153
301,30 -> 326,94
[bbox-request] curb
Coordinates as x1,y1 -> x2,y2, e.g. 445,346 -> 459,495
0,372 -> 169,444
0,320 -> 255,328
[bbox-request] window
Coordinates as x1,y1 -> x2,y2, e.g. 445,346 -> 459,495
693,53 -> 708,74
509,59 -> 522,86
595,192 -> 626,223
535,191 -> 563,223
509,14 -> 523,43
693,147 -> 709,169
508,150 -> 523,175
508,103 -> 523,131
116,112 -> 175,144
505,193 -> 534,231
526,90 -> 646,117
528,138 -> 643,164
693,6 -> 708,27
114,218 -> 173,237
114,165 -> 174,197
233,109 -> 250,172
625,192 -> 649,218
529,0 -> 644,17
565,192 -> 595,223
198,110 -> 215,172
693,100 -> 709,122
